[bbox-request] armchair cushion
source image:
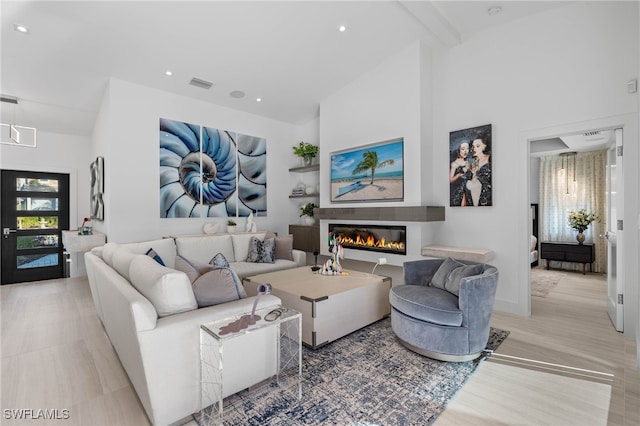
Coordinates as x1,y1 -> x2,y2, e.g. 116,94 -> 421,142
390,285 -> 462,326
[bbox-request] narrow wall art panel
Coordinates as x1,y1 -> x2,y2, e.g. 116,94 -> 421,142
159,118 -> 266,219
90,156 -> 104,220
449,124 -> 492,207
237,134 -> 267,216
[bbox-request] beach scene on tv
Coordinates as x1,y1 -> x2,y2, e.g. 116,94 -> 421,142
330,139 -> 404,202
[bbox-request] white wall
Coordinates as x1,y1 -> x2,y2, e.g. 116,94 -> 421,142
0,131 -> 91,276
432,1 -> 639,324
319,41 -> 438,266
93,78 -> 300,243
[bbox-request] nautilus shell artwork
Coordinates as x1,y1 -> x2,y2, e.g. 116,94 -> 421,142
159,118 -> 267,218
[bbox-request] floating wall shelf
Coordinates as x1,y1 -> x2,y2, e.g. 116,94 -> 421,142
314,206 -> 445,222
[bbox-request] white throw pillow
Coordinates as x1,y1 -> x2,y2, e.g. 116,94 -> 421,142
128,255 -> 197,317
102,242 -> 120,267
112,248 -> 136,281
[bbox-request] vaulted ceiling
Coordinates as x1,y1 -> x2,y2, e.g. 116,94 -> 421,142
1,1 -> 570,137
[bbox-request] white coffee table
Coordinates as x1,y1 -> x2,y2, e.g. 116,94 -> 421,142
243,267 -> 391,349
199,305 -> 301,425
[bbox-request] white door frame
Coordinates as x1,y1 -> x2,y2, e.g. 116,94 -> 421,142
521,113 -> 638,343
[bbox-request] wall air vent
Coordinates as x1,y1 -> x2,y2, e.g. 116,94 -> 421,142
189,77 -> 213,90
583,131 -> 600,137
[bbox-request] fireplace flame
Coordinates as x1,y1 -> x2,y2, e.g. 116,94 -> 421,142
336,234 -> 405,252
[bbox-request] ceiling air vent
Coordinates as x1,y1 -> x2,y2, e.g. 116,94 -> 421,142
189,77 -> 213,90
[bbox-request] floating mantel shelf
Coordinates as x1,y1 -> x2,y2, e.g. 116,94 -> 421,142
421,245 -> 495,263
289,164 -> 320,173
314,206 -> 445,222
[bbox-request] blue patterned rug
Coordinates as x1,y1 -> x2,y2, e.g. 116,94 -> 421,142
196,318 -> 509,425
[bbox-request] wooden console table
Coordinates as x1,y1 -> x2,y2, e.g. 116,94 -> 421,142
540,241 -> 594,274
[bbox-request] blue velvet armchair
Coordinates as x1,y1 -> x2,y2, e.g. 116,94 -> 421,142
390,258 -> 499,362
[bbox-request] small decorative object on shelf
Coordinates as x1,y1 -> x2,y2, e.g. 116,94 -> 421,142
79,217 -> 93,235
299,202 -> 317,225
227,219 -> 237,234
291,183 -> 306,197
568,208 -> 599,245
292,141 -> 319,166
322,232 -> 344,275
245,212 -> 257,232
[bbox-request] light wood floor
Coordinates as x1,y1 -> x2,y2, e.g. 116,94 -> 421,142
1,270 -> 638,425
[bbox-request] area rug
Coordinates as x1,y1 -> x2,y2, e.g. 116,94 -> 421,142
195,317 -> 509,425
531,267 -> 565,297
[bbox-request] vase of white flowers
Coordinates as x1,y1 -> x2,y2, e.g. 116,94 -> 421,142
568,209 -> 599,244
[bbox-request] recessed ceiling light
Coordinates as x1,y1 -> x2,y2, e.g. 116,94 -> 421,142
487,6 -> 502,16
14,24 -> 29,34
339,25 -> 347,32
230,90 -> 245,99
165,70 -> 173,76
256,98 -> 262,103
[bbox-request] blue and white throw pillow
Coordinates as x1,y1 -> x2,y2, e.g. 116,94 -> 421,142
146,248 -> 165,266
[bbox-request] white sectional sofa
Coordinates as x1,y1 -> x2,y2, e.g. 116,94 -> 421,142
85,232 -> 305,425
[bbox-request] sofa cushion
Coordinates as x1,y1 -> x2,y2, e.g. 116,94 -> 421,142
246,236 -> 275,263
231,233 -> 266,262
128,255 -> 197,317
390,285 -> 463,327
121,238 -> 178,269
444,263 -> 484,296
174,254 -> 246,307
430,257 -> 465,290
176,235 -> 235,264
230,259 -> 299,279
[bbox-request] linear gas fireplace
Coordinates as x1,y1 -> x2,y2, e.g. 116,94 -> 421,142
329,224 -> 406,255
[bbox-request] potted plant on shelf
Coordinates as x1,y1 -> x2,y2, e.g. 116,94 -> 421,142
227,219 -> 237,234
568,208 -> 599,244
300,202 -> 317,225
292,141 -> 319,166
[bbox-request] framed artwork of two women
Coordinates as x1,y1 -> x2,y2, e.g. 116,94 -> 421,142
449,124 -> 492,207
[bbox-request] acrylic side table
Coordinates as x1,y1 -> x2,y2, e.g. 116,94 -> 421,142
199,306 -> 301,425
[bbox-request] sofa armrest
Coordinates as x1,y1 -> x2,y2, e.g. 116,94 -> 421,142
292,249 -> 306,267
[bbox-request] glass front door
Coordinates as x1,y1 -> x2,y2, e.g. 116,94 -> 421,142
1,170 -> 69,284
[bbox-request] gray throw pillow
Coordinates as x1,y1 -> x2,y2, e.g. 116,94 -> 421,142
444,263 -> 485,296
175,254 -> 246,307
192,268 -> 246,307
246,236 -> 276,263
430,257 -> 465,290
175,255 -> 211,283
274,235 -> 294,261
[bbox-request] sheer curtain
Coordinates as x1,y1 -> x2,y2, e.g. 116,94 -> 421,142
539,150 -> 607,272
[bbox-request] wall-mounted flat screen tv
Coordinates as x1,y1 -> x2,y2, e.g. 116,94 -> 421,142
330,138 -> 404,203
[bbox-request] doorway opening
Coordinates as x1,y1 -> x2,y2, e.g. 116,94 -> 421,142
528,127 -> 622,332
